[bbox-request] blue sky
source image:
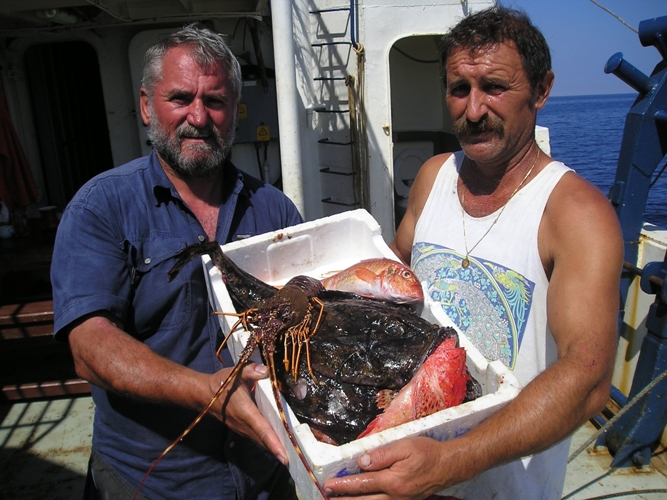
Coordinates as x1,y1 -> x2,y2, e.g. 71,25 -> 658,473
498,0 -> 666,96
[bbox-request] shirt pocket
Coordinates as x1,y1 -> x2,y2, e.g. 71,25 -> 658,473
129,235 -> 195,339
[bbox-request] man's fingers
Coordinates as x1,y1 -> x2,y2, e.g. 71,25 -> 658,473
240,362 -> 270,381
325,470 -> 384,497
359,442 -> 408,471
232,363 -> 288,464
253,417 -> 289,465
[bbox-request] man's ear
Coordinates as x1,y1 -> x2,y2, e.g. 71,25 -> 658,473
534,70 -> 555,111
139,88 -> 151,126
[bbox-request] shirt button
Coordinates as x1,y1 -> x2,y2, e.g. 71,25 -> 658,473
229,441 -> 235,448
198,235 -> 206,242
144,258 -> 151,264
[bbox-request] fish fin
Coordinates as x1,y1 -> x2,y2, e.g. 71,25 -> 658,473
414,376 -> 445,418
311,428 -> 339,446
354,268 -> 380,284
375,389 -> 397,410
357,417 -> 382,439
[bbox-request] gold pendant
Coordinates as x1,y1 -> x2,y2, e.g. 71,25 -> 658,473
461,257 -> 470,269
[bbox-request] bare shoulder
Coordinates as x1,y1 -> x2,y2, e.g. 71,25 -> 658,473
408,153 -> 453,214
540,171 -> 623,273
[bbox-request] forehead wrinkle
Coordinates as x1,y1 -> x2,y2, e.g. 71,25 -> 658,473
447,45 -> 525,84
158,71 -> 232,102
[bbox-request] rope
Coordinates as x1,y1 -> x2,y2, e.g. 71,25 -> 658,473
346,43 -> 369,211
588,0 -> 638,34
575,489 -> 667,499
568,366 -> 667,463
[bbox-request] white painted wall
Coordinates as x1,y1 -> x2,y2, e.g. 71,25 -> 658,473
357,0 -> 495,239
274,0 -> 495,235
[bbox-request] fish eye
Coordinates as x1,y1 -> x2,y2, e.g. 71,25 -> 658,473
402,270 -> 412,279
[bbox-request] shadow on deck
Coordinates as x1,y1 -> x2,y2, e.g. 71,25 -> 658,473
0,396 -> 93,500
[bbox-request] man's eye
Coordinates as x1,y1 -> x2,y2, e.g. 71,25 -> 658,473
170,95 -> 191,105
205,97 -> 228,109
486,84 -> 506,94
207,99 -> 225,107
448,84 -> 469,97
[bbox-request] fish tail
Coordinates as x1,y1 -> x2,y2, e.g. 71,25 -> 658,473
167,241 -> 220,281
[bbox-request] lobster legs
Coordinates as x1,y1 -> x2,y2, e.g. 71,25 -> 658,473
220,294 -> 324,383
134,266 -> 330,499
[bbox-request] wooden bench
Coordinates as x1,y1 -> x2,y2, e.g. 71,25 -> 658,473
0,300 -> 90,401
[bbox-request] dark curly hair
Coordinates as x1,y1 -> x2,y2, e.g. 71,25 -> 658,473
440,6 -> 552,92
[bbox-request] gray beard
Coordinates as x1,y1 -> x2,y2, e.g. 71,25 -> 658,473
147,106 -> 236,178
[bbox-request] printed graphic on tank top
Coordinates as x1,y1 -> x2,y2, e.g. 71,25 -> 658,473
412,242 -> 534,370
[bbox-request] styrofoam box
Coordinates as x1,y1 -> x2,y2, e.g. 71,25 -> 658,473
203,209 -> 521,499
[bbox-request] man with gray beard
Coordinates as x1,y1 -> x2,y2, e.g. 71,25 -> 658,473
51,25 -> 302,500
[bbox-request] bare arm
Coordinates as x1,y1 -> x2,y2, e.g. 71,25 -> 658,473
68,314 -> 288,464
326,173 -> 623,498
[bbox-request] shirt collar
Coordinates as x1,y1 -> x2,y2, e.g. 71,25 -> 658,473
148,150 -> 249,206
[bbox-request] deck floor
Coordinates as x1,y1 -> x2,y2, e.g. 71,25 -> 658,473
2,396 -> 667,499
563,420 -> 667,500
0,397 -> 92,499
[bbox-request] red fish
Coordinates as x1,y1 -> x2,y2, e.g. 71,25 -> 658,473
320,258 -> 424,304
358,337 -> 469,438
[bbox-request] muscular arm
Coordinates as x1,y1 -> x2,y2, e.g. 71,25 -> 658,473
70,314 -> 208,405
68,314 -> 288,464
327,173 -> 623,498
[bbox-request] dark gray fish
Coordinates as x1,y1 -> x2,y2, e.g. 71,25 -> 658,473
170,241 -> 481,445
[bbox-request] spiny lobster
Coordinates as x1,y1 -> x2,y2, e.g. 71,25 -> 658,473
132,241 -> 330,500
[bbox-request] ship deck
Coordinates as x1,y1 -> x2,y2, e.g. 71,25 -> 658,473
2,395 -> 667,499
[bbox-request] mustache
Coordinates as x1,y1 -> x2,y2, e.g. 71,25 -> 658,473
176,123 -> 216,139
452,116 -> 504,136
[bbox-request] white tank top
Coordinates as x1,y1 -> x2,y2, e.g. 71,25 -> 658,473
412,151 -> 573,500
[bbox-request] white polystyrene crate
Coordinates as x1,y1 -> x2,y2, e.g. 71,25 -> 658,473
203,209 -> 521,499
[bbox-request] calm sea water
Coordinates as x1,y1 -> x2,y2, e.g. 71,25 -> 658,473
537,93 -> 667,228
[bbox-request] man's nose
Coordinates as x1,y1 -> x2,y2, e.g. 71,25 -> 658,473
465,88 -> 488,122
187,100 -> 209,127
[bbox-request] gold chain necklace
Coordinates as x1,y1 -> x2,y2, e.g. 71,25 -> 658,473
460,149 -> 540,269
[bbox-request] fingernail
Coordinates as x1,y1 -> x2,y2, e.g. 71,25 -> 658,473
278,454 -> 288,465
359,453 -> 371,467
324,488 -> 333,495
255,364 -> 268,375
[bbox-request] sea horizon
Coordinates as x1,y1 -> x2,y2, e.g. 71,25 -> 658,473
538,92 -> 665,228
549,91 -> 637,99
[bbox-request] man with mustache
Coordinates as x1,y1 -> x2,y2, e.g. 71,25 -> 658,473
326,6 -> 623,500
51,25 -> 302,499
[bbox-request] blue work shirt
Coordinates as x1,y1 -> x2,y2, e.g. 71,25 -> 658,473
51,150 -> 303,499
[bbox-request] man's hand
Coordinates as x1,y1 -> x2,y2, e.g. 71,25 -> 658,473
210,362 -> 289,466
325,437 -> 452,500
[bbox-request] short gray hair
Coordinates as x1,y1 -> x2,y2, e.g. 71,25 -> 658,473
142,24 -> 242,103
